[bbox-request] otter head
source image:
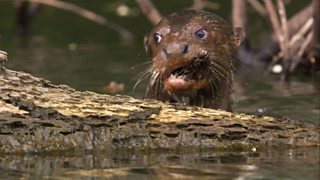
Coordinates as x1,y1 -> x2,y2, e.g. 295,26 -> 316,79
143,10 -> 242,109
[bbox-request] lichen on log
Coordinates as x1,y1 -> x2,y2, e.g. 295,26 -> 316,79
0,68 -> 319,154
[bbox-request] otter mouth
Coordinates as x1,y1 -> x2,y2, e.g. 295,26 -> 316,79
169,59 -> 206,80
164,57 -> 209,92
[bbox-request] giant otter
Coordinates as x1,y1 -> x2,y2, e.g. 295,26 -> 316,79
142,10 -> 242,110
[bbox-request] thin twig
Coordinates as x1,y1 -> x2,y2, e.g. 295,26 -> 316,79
289,18 -> 313,48
264,0 -> 285,71
23,0 -> 134,42
248,0 -> 268,18
287,18 -> 313,65
191,0 -> 206,10
264,0 -> 283,51
136,0 -> 161,25
232,0 -> 247,32
277,0 -> 289,59
276,0 -> 291,83
190,0 -> 220,10
272,4 -> 312,41
290,31 -> 313,72
297,31 -> 313,58
204,1 -> 220,10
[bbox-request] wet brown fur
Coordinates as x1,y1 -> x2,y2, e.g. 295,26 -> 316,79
141,10 -> 241,111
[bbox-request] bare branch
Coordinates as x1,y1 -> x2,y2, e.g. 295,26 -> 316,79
23,0 -> 134,42
264,0 -> 283,48
297,32 -> 313,58
232,0 -> 247,32
136,0 -> 161,25
190,0 -> 220,10
248,0 -> 268,18
277,0 -> 289,59
273,4 -> 312,40
289,18 -> 313,48
290,31 -> 313,72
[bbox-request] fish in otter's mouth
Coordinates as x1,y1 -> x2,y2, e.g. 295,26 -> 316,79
140,10 -> 242,110
163,55 -> 210,95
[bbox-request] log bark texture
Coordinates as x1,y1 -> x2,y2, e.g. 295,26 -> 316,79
0,68 -> 319,154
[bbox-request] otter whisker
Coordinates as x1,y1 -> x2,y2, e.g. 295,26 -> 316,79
134,64 -> 152,80
208,66 -> 224,81
131,61 -> 152,70
209,60 -> 232,81
134,67 -> 153,90
209,79 -> 218,95
150,71 -> 160,85
208,66 -> 232,87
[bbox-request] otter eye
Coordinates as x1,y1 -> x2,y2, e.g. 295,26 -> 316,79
153,33 -> 162,44
195,29 -> 207,40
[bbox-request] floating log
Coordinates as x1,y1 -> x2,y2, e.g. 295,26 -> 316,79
0,68 -> 319,154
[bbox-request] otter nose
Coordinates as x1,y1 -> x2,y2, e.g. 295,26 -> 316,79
162,43 -> 189,59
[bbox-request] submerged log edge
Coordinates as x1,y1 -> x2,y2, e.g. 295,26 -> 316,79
0,67 -> 319,154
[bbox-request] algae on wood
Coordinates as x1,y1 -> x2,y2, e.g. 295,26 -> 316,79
0,68 -> 319,154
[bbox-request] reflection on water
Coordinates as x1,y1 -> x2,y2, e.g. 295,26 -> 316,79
0,148 -> 319,179
233,72 -> 320,123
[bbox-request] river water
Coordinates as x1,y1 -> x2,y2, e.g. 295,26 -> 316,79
0,148 -> 319,180
0,1 -> 319,179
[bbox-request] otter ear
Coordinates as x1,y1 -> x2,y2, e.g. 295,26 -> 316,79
233,28 -> 245,48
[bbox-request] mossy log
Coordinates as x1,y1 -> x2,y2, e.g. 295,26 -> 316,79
0,67 -> 319,154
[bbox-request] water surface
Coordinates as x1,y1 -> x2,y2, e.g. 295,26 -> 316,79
0,148 -> 319,180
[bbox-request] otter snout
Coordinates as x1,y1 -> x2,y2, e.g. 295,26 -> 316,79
161,43 -> 189,60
